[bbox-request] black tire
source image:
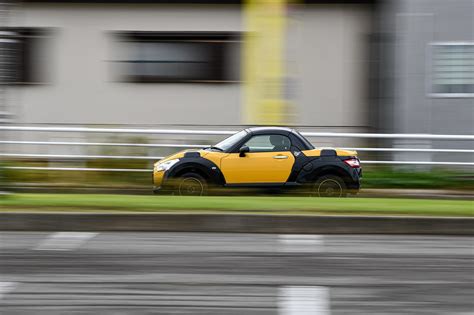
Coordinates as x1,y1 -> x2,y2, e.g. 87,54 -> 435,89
313,175 -> 347,197
177,173 -> 207,196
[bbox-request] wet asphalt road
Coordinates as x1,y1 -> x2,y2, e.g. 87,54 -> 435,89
0,232 -> 473,315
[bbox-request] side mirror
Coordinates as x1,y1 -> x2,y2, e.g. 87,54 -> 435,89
239,145 -> 250,157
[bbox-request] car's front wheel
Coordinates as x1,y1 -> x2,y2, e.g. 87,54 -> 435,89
313,175 -> 346,197
177,173 -> 207,196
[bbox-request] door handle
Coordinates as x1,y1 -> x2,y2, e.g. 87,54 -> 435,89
273,155 -> 288,159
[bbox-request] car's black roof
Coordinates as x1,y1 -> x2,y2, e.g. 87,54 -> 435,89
245,126 -> 294,135
229,126 -> 313,151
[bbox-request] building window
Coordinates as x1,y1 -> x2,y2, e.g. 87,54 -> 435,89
114,32 -> 240,83
0,28 -> 49,85
430,43 -> 474,97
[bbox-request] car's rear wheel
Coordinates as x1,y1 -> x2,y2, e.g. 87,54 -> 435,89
313,175 -> 346,197
177,173 -> 207,196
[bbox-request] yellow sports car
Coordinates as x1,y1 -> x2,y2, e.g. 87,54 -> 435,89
153,127 -> 361,197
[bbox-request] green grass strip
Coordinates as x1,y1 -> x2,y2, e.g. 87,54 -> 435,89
0,194 -> 473,217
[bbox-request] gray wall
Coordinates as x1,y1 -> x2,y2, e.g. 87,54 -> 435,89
375,0 -> 473,163
394,0 -> 473,135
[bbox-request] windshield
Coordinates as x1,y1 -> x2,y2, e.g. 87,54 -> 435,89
214,130 -> 248,151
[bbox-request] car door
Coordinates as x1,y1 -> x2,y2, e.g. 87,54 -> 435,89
220,134 -> 295,184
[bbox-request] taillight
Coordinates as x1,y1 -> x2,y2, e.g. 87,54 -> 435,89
344,158 -> 360,168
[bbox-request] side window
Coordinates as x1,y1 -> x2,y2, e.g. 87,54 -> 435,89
244,134 -> 291,152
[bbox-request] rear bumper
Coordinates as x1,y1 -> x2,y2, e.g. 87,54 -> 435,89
346,168 -> 362,192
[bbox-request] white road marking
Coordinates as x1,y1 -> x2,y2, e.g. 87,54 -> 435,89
34,232 -> 98,251
278,286 -> 330,315
279,235 -> 324,253
0,282 -> 17,300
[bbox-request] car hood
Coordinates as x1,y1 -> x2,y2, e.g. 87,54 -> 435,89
155,149 -> 208,165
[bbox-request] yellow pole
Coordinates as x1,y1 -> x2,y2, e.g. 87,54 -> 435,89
243,0 -> 288,125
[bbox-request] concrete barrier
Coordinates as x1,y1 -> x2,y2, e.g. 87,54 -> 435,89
0,213 -> 473,235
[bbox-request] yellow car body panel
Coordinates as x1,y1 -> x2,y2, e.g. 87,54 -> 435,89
157,150 -> 228,166
157,150 -> 190,164
220,151 -> 295,184
200,151 -> 228,167
303,148 -> 358,157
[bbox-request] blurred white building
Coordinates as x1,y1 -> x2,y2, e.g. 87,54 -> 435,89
1,0 -> 373,135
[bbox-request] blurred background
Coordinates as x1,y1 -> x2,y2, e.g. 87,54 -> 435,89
0,0 -> 472,193
0,1 -> 473,315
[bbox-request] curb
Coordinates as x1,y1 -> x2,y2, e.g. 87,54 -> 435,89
1,213 -> 473,234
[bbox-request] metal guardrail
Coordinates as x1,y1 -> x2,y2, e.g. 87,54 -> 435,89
1,153 -> 474,166
0,153 -> 165,160
1,125 -> 473,171
1,125 -> 474,140
5,166 -> 150,172
1,141 -> 474,153
0,126 -> 236,136
0,140 -> 208,149
4,160 -> 474,173
362,161 -> 474,166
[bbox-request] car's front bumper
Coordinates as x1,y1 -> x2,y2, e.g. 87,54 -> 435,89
152,185 -> 166,194
152,170 -> 166,194
153,170 -> 165,186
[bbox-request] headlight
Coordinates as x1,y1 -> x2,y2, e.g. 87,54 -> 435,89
154,159 -> 179,172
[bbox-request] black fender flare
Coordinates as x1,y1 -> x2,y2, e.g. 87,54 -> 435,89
295,158 -> 354,186
165,156 -> 226,187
